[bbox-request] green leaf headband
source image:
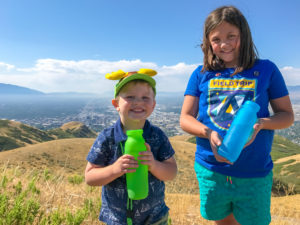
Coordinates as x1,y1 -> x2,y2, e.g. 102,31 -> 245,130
106,68 -> 157,98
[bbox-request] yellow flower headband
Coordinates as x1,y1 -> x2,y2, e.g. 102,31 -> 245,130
105,68 -> 157,80
106,68 -> 157,98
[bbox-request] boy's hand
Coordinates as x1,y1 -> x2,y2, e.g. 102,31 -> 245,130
138,143 -> 156,171
112,154 -> 138,175
208,130 -> 232,164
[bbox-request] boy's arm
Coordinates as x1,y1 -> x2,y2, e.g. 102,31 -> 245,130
85,154 -> 138,186
139,144 -> 177,181
149,156 -> 177,181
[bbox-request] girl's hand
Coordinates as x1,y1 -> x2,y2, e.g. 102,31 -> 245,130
208,130 -> 232,164
112,154 -> 138,175
244,119 -> 263,147
138,143 -> 156,171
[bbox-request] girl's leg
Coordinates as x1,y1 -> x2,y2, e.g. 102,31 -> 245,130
215,213 -> 240,225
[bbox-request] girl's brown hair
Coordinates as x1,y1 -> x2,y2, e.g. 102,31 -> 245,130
201,6 -> 258,75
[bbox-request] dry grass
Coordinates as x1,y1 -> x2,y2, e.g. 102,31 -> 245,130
0,135 -> 300,224
1,161 -> 300,225
2,163 -> 300,225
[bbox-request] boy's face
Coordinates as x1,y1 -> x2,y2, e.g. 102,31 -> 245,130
112,81 -> 156,124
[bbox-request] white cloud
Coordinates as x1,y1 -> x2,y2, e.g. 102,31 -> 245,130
0,62 -> 15,71
0,59 -> 198,94
280,66 -> 300,86
1,59 -> 298,94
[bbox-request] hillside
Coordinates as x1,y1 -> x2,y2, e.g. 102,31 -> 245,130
0,136 -> 199,193
0,135 -> 299,224
0,138 -> 94,173
1,134 -> 299,195
48,121 -> 98,139
0,120 -> 97,151
0,119 -> 55,151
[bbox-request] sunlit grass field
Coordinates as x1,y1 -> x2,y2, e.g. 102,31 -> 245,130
1,163 -> 299,225
0,135 -> 299,224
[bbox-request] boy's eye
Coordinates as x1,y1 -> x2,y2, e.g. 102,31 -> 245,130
125,96 -> 134,101
142,96 -> 150,101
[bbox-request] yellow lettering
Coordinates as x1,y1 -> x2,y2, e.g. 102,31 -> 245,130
210,79 -> 256,89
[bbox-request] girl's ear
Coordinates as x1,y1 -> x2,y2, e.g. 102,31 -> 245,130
112,99 -> 119,111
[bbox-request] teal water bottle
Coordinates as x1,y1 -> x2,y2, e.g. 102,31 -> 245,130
124,129 -> 148,200
218,101 -> 260,163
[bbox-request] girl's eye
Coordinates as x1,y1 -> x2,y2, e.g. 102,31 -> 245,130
228,34 -> 237,39
142,97 -> 150,101
211,38 -> 220,44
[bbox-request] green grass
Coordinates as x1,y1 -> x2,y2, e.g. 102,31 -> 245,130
271,135 -> 300,160
47,129 -> 75,139
0,120 -> 10,127
0,165 -> 101,225
0,136 -> 23,151
186,135 -> 300,195
68,175 -> 84,185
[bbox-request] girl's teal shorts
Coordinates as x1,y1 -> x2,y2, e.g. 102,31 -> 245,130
194,162 -> 273,225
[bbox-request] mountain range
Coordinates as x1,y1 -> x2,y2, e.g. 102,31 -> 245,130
0,83 -> 45,95
1,83 -> 300,103
0,83 -> 186,98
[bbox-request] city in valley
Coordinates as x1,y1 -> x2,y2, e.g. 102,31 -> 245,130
0,95 -> 185,137
0,92 -> 300,143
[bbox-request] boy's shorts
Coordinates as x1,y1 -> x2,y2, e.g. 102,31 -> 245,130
194,162 -> 273,225
145,212 -> 169,225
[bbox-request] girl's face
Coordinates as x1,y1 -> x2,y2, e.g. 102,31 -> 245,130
209,21 -> 241,68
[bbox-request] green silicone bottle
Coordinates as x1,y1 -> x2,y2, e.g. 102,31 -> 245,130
124,129 -> 148,200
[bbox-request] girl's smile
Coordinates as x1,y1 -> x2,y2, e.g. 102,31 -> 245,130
209,21 -> 241,68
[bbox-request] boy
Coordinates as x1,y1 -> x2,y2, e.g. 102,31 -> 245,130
85,69 -> 177,225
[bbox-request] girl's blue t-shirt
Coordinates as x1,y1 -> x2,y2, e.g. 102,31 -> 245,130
184,59 -> 288,178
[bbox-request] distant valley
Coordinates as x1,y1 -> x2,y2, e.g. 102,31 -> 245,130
1,82 -> 299,142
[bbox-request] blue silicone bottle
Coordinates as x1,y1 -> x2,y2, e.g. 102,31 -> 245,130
218,101 -> 260,163
124,129 -> 148,200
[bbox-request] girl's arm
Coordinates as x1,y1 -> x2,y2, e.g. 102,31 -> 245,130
260,95 -> 294,130
180,95 -> 212,138
246,95 -> 294,146
180,95 -> 230,163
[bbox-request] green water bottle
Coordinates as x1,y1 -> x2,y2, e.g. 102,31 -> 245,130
124,129 -> 148,200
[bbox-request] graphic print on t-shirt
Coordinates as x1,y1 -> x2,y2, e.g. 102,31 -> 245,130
208,78 -> 257,130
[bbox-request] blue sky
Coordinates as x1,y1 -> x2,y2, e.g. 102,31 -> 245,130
0,0 -> 299,94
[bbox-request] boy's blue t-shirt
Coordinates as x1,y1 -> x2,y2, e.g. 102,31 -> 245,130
184,59 -> 288,178
86,119 -> 175,225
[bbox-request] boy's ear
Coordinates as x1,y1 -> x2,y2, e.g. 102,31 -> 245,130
152,99 -> 156,110
112,99 -> 119,110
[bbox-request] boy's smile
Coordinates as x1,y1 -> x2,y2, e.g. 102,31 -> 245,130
112,81 -> 156,130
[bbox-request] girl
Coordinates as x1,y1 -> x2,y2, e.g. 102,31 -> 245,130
180,6 -> 294,225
